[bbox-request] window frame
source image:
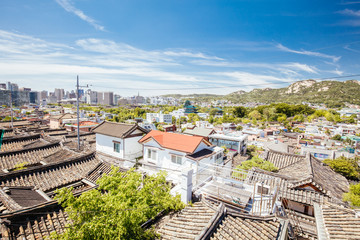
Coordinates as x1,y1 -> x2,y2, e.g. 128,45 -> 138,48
171,154 -> 182,165
147,148 -> 157,162
113,141 -> 121,153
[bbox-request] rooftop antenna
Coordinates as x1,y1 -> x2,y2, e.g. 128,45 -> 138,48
76,76 -> 88,150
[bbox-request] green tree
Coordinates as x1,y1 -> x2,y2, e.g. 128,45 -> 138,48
234,156 -> 278,172
277,114 -> 287,123
209,108 -> 219,116
343,183 -> 360,207
331,134 -> 343,141
293,114 -> 305,122
248,110 -> 261,120
52,168 -> 185,240
323,156 -> 360,180
263,107 -> 276,122
233,106 -> 247,118
236,125 -> 243,131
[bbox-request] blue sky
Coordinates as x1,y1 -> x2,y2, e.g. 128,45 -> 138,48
0,0 -> 360,96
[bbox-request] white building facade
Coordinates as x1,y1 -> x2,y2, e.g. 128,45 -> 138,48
93,121 -> 148,161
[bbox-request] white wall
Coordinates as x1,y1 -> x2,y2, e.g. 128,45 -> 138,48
96,134 -> 125,158
142,139 -> 222,180
124,135 -> 144,160
194,141 -> 209,153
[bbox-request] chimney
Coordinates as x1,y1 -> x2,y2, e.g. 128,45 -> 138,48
181,168 -> 193,204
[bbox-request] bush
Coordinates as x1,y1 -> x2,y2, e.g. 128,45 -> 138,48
234,156 -> 278,172
343,183 -> 360,207
323,157 -> 360,180
53,168 -> 185,239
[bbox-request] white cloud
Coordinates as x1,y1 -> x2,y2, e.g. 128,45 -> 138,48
338,8 -> 360,17
276,44 -> 341,62
327,69 -> 344,76
214,71 -> 295,90
163,50 -> 223,60
344,44 -> 360,53
192,60 -> 318,74
55,0 -> 105,31
0,29 -> 339,96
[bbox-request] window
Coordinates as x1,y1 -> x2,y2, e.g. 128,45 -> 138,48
171,155 -> 182,165
215,153 -> 223,164
113,142 -> 120,153
147,149 -> 157,161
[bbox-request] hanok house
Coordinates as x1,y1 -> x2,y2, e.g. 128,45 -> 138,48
0,153 -> 119,239
92,121 -> 148,162
49,113 -> 78,129
64,120 -> 99,133
183,126 -> 216,141
244,150 -> 350,239
138,130 -> 224,176
154,201 -> 292,240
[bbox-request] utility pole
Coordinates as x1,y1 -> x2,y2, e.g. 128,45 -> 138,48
9,89 -> 13,129
76,76 -> 88,151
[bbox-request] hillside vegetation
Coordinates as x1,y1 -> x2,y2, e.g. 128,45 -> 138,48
225,80 -> 360,107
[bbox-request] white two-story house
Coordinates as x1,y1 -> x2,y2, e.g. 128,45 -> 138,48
93,121 -> 148,161
138,130 -> 224,175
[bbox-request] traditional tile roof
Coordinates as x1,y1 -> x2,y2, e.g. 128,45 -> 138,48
0,152 -> 99,192
265,150 -> 304,169
264,150 -> 349,202
0,142 -> 66,171
139,130 -> 212,154
85,161 -> 114,183
93,121 -> 148,138
211,214 -> 287,240
280,188 -> 330,205
183,127 -> 215,138
314,202 -> 360,240
50,113 -> 77,120
285,209 -> 317,239
0,141 -> 81,172
0,187 -> 49,213
0,134 -> 43,152
157,201 -> 219,239
0,138 -> 42,152
1,209 -> 71,240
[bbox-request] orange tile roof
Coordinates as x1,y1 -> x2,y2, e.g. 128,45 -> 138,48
139,130 -> 210,154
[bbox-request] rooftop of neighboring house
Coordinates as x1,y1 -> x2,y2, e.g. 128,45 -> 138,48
92,121 -> 148,138
65,120 -> 99,127
263,150 -> 349,202
50,113 -> 77,120
139,130 -> 212,154
155,201 -> 290,240
314,202 -> 360,240
183,126 -> 215,137
209,133 -> 247,142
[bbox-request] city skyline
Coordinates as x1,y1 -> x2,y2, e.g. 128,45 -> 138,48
1,1 -> 360,96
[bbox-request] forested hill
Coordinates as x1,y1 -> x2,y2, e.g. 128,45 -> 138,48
225,80 -> 360,107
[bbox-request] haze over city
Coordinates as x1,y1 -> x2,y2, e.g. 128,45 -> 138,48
1,0 -> 360,96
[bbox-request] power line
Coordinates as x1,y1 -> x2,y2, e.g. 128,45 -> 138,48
89,73 -> 360,91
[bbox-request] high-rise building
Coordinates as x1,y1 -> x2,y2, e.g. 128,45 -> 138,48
7,82 -> 18,92
20,87 -> 31,92
97,92 -> 114,105
54,88 -> 65,101
40,91 -> 48,101
29,91 -> 40,104
113,94 -> 121,105
69,90 -> 76,99
0,83 -> 6,90
86,89 -> 98,105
